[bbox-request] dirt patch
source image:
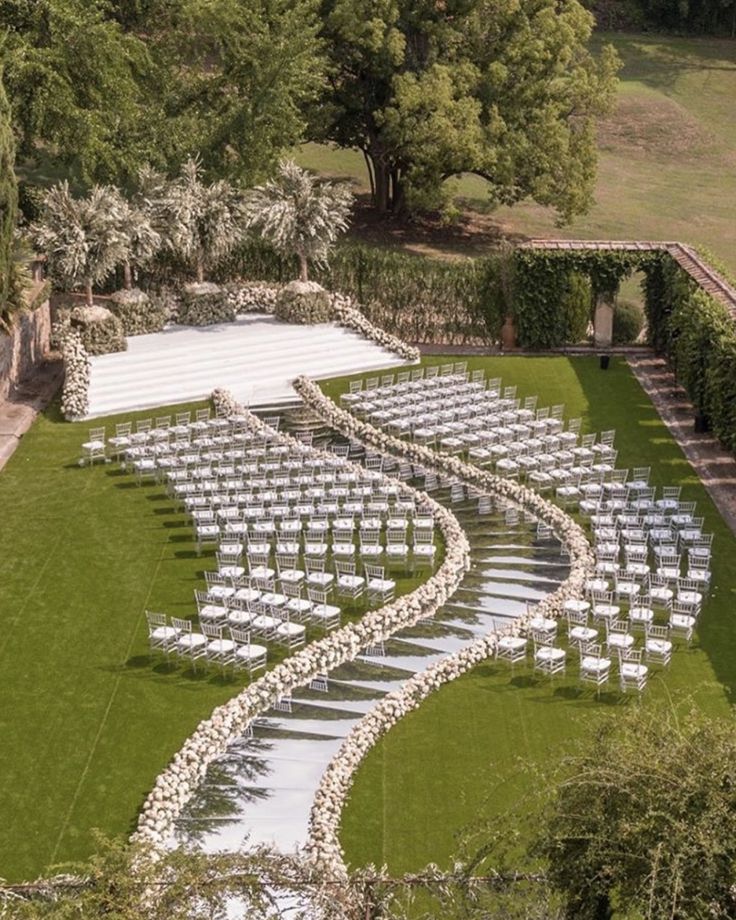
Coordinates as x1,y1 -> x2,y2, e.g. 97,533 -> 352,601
597,94 -> 715,159
346,196 -> 527,260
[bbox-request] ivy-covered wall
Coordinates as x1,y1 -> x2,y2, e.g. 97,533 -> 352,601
0,66 -> 18,321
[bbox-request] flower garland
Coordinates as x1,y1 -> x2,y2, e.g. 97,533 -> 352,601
59,329 -> 91,421
292,375 -> 595,602
131,389 -> 471,852
291,375 -> 595,876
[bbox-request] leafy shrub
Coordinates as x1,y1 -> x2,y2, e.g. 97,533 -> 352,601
612,300 -> 643,344
274,281 -> 332,324
56,304 -> 127,355
562,272 -> 593,343
177,282 -> 235,326
110,288 -> 165,336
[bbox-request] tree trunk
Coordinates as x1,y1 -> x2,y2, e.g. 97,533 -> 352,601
372,158 -> 391,214
85,279 -> 93,307
123,262 -> 132,290
298,253 -> 309,282
196,257 -> 205,283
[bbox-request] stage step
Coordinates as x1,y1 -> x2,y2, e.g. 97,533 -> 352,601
85,314 -> 409,419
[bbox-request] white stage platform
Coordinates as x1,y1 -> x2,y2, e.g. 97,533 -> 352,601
85,314 -> 408,419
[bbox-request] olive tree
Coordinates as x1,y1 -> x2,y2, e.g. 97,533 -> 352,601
142,158 -> 244,283
32,182 -> 129,306
243,160 -> 353,282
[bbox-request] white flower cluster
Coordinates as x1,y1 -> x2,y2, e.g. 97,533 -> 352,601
224,281 -> 280,313
60,329 -> 91,421
221,281 -> 420,362
131,389 -> 471,854
292,376 -> 596,877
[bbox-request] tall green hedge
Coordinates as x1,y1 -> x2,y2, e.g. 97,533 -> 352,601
0,66 -> 18,320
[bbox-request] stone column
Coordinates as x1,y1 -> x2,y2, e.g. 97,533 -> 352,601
593,292 -> 615,348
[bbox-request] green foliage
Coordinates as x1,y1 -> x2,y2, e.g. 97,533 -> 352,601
319,0 -> 620,218
611,300 -> 643,344
1,0 -> 155,185
561,272 -> 593,344
243,160 -> 353,282
218,241 -> 509,344
535,705 -> 736,919
0,63 -> 18,322
147,0 -> 326,182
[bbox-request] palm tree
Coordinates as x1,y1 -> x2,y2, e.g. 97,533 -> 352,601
142,158 -> 244,283
243,160 -> 353,282
32,182 -> 128,306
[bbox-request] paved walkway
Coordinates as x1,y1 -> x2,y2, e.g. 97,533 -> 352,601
0,359 -> 62,472
628,353 -> 736,537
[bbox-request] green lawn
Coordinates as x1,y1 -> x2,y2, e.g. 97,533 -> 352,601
3,355 -> 735,882
322,356 -> 736,873
0,400 -> 432,882
295,33 -> 736,274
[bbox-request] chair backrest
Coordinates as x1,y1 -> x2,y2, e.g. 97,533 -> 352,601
136,419 -> 152,433
646,623 -> 669,641
305,557 -> 324,573
115,422 -> 132,436
155,415 -> 171,429
201,622 -> 222,640
335,560 -> 355,576
609,619 -> 628,635
146,610 -> 167,630
413,529 -> 433,545
196,408 -> 211,422
175,411 -> 191,426
89,426 -> 105,441
172,617 -> 192,633
531,628 -> 552,647
230,626 -> 252,645
307,587 -> 329,605
282,581 -> 302,599
364,563 -> 383,580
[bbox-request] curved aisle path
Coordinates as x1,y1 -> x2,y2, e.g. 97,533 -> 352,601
170,480 -> 568,853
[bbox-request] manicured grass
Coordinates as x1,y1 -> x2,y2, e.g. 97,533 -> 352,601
0,400 -> 432,882
322,356 -> 736,873
296,34 -> 736,274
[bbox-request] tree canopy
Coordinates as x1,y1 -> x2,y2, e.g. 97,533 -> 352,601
0,0 -> 154,185
142,0 -> 326,183
318,0 -> 619,219
535,705 -> 736,919
32,182 -> 130,304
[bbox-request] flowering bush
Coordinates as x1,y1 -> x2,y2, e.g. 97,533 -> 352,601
177,282 -> 236,326
131,389 -> 470,854
224,281 -> 279,314
274,280 -> 333,324
60,330 -> 90,420
110,288 -> 166,336
55,303 -> 127,356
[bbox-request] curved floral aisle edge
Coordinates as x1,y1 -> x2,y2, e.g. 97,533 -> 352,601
291,375 -> 596,877
131,388 -> 470,853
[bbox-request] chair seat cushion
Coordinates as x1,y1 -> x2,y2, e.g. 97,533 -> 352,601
177,633 -> 207,649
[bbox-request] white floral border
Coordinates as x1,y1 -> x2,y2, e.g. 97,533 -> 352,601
291,376 -> 595,876
131,388 -> 470,851
60,329 -> 90,421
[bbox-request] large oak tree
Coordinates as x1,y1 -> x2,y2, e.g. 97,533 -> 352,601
318,0 -> 619,220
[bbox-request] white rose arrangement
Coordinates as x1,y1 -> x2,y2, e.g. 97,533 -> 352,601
60,329 -> 91,421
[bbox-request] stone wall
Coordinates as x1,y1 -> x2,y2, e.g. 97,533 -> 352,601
0,282 -> 52,401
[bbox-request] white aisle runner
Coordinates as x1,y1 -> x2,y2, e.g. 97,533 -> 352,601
85,314 -> 408,418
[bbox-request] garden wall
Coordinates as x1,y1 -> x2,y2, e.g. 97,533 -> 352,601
0,281 -> 51,401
